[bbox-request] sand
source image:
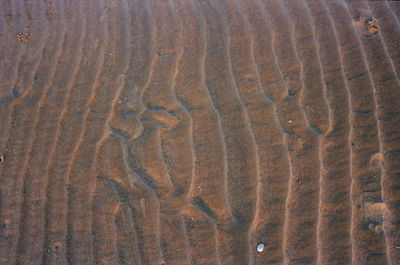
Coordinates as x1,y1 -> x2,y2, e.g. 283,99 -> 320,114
0,0 -> 399,264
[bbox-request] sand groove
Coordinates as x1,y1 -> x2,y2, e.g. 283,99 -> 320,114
0,0 -> 399,264
345,2 -> 400,263
0,0 -> 50,263
304,0 -> 353,264
367,2 -> 400,81
63,0 -> 109,263
15,0 -> 67,264
41,1 -> 87,263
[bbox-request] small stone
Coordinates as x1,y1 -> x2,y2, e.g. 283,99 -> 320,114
297,177 -> 302,184
288,120 -> 293,124
257,243 -> 264,253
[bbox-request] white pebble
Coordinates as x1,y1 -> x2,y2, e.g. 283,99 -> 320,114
257,243 -> 264,253
288,120 -> 293,124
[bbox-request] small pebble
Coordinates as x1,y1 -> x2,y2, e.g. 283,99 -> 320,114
288,120 -> 293,124
257,243 -> 264,253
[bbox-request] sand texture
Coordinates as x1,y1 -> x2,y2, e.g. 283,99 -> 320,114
0,0 -> 400,264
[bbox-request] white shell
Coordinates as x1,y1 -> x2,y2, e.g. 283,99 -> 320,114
256,243 -> 264,253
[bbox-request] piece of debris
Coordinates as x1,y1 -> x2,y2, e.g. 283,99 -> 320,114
365,17 -> 378,35
17,32 -> 31,43
296,176 -> 302,184
364,202 -> 387,224
353,15 -> 379,36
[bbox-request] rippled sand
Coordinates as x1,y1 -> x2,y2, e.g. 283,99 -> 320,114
0,0 -> 399,264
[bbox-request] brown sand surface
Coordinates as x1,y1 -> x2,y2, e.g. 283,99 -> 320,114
0,0 -> 399,264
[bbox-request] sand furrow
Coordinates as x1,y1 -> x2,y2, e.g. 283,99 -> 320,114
345,1 -> 400,263
173,1 -> 225,263
319,1 -> 357,263
14,0 -> 67,263
0,0 -> 28,119
220,0 -> 259,230
89,0 -> 132,261
91,1 -> 132,262
158,210 -> 189,264
0,0 -> 28,216
0,1 -> 6,40
280,4 -> 332,264
157,0 -> 194,201
134,193 -> 164,265
0,0 -> 30,196
261,1 -> 322,264
119,139 -> 151,265
245,6 -> 291,264
107,0 -> 152,142
105,0 -> 158,260
91,178 -> 119,264
0,0 -> 19,154
65,0 -> 134,262
114,204 -> 142,265
143,1 -> 214,261
156,2 -> 192,264
0,5 -> 10,220
126,0 -> 178,200
38,0 -> 106,263
61,1 -> 108,262
0,0 -> 51,262
94,129 -> 146,265
0,0 -> 32,163
182,205 -> 220,265
304,0 -> 353,264
196,1 -> 260,263
130,11 -> 194,263
325,1 -> 388,264
6,0 -> 47,102
117,1 -> 167,262
225,1 -> 291,263
243,1 -> 295,264
193,0 -> 232,227
388,2 -> 400,26
368,2 -> 400,81
172,0 -> 197,200
222,2 -> 260,263
249,0 -> 287,102
282,0 -> 330,135
40,1 -> 87,263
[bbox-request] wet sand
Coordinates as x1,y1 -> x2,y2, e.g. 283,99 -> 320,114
0,0 -> 399,264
